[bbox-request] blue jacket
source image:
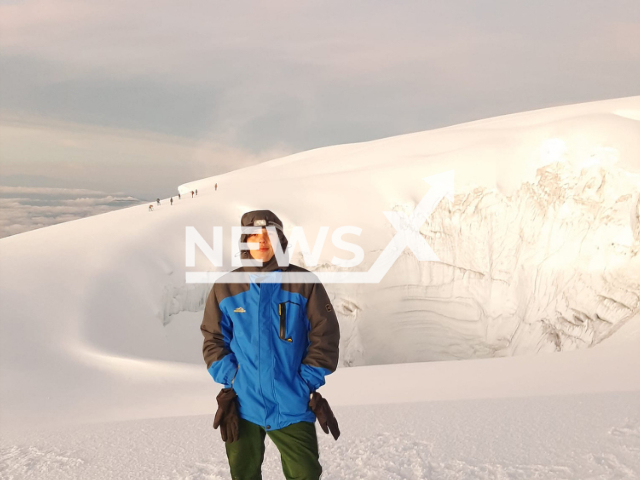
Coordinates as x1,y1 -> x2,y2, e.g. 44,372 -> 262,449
201,261 -> 341,431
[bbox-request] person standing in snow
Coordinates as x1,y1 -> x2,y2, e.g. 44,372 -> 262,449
191,190 -> 194,198
156,198 -> 160,205
195,188 -> 198,195
215,183 -> 218,191
201,210 -> 340,480
178,193 -> 181,199
170,197 -> 173,205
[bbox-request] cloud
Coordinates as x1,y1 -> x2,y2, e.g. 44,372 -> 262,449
1,0 -> 638,154
0,115 -> 292,200
59,196 -> 140,206
0,187 -> 144,238
0,114 -> 292,238
0,186 -> 109,196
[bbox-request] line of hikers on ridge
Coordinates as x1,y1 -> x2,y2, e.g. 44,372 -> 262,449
148,182 -> 218,211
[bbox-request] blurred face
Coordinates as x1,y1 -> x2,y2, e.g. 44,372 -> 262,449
246,227 -> 275,263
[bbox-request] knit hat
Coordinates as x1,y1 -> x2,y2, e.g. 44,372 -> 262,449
239,210 -> 289,262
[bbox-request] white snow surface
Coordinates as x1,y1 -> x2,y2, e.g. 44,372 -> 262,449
1,96 -> 639,479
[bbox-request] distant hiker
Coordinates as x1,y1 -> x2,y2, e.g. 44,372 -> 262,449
202,210 -> 340,479
157,198 -> 160,205
215,183 -> 218,191
178,193 -> 181,199
149,205 -> 154,211
170,197 -> 173,205
195,188 -> 198,195
191,190 -> 194,198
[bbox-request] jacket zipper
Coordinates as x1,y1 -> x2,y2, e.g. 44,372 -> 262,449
278,302 -> 292,342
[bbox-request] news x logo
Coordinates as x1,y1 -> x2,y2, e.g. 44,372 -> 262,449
186,171 -> 454,284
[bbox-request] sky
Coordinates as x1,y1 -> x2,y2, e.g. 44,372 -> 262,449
0,0 -> 639,238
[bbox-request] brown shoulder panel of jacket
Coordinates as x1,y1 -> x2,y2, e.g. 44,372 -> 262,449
201,284 -> 228,367
213,267 -> 251,302
280,263 -> 315,298
303,280 -> 340,372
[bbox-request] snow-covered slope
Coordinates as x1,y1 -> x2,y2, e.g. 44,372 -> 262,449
1,95 -> 639,455
178,96 -> 640,365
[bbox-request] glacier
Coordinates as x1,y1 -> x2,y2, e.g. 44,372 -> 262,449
0,96 -> 639,478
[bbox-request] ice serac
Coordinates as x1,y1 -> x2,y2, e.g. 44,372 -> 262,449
81,97 -> 640,369
347,153 -> 640,366
175,98 -> 640,367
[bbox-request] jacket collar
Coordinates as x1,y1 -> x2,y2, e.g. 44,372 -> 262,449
240,254 -> 289,273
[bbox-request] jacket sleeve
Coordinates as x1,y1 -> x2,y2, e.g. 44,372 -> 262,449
201,284 -> 238,388
299,281 -> 340,392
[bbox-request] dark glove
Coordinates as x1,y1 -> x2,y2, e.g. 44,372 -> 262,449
213,387 -> 240,443
309,391 -> 340,440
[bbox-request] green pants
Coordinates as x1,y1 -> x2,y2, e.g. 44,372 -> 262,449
225,417 -> 322,480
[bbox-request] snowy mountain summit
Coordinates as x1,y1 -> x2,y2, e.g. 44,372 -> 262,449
0,98 -> 639,480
